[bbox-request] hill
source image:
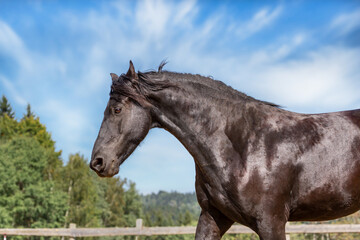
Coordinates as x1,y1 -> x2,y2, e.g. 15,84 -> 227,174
142,191 -> 200,227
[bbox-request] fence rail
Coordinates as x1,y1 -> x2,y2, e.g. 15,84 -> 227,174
1,219 -> 360,238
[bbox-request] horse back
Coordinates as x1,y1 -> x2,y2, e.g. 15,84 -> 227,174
288,109 -> 360,221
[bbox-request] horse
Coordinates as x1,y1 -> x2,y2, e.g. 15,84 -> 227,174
90,61 -> 360,240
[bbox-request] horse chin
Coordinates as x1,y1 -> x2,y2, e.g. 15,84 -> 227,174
96,166 -> 120,178
97,170 -> 119,178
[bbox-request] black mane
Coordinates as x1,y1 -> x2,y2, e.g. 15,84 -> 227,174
111,63 -> 280,108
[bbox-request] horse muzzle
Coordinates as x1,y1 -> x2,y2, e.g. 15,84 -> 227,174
90,156 -> 120,177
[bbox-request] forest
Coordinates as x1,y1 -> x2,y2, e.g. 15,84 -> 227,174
1,95 -> 360,240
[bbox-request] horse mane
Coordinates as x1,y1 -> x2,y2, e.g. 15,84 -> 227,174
111,62 -> 280,108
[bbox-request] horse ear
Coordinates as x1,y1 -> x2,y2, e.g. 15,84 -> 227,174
126,60 -> 138,79
110,73 -> 119,82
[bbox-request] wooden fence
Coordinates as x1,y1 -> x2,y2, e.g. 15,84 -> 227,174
1,219 -> 360,239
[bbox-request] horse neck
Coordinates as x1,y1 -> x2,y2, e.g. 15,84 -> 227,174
149,76 -> 250,171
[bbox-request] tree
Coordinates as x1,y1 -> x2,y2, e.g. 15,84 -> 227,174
61,154 -> 100,227
23,103 -> 35,119
0,99 -> 62,181
0,95 -> 15,118
0,113 -> 18,142
180,210 -> 192,226
94,176 -> 144,230
0,136 -> 68,228
97,176 -> 126,227
123,181 -> 143,227
18,113 -> 62,181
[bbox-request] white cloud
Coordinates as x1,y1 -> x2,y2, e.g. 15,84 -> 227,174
248,33 -> 307,66
173,0 -> 197,26
234,5 -> 283,39
244,46 -> 360,112
0,75 -> 27,106
0,20 -> 33,72
330,8 -> 360,36
135,0 -> 171,40
0,20 -> 23,50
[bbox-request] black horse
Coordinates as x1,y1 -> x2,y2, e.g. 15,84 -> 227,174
91,61 -> 360,240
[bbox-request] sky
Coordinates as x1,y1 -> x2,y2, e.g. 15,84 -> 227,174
0,0 -> 360,194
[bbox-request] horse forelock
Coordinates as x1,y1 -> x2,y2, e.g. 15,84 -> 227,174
110,70 -> 173,106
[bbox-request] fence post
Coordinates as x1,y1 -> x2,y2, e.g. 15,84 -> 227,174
135,219 -> 143,240
286,222 -> 291,240
69,223 -> 76,240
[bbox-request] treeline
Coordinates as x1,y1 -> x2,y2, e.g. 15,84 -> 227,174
142,191 -> 200,227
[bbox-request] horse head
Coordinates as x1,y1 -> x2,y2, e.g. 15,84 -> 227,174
90,61 -> 153,177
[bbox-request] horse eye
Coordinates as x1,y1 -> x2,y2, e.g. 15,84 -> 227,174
114,108 -> 122,114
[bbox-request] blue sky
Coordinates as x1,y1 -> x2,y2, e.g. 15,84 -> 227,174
1,0 -> 360,194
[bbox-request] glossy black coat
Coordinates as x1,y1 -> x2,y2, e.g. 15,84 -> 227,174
91,61 -> 360,240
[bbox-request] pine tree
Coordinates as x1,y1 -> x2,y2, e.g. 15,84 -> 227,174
23,103 -> 35,119
0,95 -> 15,118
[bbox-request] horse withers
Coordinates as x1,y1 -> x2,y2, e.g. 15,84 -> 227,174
90,61 -> 360,240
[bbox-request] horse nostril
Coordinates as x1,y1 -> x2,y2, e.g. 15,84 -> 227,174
91,157 -> 105,172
